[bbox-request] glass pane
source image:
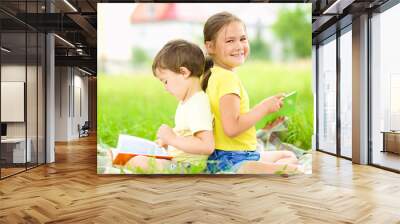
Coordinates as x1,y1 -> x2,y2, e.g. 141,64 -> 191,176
0,1 -> 46,178
340,29 -> 352,158
1,31 -> 27,177
390,75 -> 400,130
371,4 -> 400,171
318,37 -> 337,154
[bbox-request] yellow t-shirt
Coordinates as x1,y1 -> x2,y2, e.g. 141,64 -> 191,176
206,66 -> 257,151
168,91 -> 213,165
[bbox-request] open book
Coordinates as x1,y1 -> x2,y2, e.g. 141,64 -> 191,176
261,91 -> 297,126
112,134 -> 173,165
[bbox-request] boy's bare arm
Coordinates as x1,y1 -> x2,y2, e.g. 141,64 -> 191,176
169,130 -> 215,155
157,125 -> 214,155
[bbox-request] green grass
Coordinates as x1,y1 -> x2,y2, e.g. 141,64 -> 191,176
98,60 -> 313,150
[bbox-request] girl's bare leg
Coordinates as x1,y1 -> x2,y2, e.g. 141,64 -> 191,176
260,151 -> 298,164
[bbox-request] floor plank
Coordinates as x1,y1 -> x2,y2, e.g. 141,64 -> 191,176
0,135 -> 399,223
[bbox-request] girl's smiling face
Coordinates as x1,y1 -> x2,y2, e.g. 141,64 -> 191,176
206,21 -> 249,71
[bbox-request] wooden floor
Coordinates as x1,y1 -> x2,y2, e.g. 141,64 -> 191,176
1,135 -> 400,223
1,163 -> 44,178
1,167 -> 25,178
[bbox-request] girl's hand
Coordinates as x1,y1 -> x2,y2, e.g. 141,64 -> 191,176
156,124 -> 176,145
263,93 -> 284,114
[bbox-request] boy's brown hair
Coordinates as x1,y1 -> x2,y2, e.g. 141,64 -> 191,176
152,39 -> 206,79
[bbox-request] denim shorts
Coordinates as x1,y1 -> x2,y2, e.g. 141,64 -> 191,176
207,149 -> 260,173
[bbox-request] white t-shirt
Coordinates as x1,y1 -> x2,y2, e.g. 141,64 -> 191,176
168,91 -> 213,163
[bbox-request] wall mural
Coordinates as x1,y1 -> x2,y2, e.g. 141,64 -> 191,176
97,3 -> 313,175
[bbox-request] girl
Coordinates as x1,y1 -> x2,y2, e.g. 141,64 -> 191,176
125,39 -> 215,174
202,12 -> 300,174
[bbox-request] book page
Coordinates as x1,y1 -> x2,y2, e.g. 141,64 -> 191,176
116,134 -> 168,156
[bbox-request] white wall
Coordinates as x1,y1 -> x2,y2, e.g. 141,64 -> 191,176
55,67 -> 89,141
55,67 -> 69,141
71,71 -> 89,139
74,72 -> 89,120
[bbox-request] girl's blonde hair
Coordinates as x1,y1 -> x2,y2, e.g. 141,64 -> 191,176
152,39 -> 212,88
201,12 -> 245,91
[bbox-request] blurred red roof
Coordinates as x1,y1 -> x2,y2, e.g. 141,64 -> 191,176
130,3 -> 206,23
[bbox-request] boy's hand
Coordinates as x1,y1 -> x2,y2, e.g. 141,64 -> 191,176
157,124 -> 176,145
263,93 -> 284,114
155,139 -> 168,149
